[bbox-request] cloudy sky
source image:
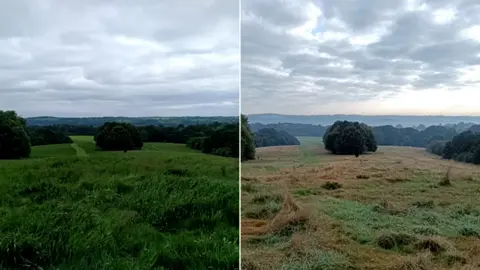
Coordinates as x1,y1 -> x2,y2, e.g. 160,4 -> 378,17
242,0 -> 480,116
0,0 -> 239,117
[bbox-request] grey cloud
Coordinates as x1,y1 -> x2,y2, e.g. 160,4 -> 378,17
242,0 -> 480,115
0,0 -> 239,117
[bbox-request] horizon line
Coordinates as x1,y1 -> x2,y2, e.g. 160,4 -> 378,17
24,115 -> 239,118
247,113 -> 480,117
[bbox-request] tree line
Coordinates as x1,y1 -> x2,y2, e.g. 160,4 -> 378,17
0,111 -> 74,159
250,122 -> 326,137
250,122 -> 470,148
427,131 -> 480,164
26,116 -> 237,127
1,110 -> 239,159
254,128 -> 300,148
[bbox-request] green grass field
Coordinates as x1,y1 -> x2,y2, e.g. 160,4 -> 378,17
296,136 -> 323,146
0,137 -> 239,269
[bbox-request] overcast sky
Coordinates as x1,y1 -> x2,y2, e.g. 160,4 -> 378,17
242,0 -> 480,116
0,0 -> 239,117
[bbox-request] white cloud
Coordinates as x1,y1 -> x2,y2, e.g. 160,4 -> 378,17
0,0 -> 239,117
242,0 -> 480,115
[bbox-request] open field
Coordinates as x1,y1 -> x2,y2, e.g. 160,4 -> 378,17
241,145 -> 480,270
0,137 -> 239,269
296,136 -> 323,146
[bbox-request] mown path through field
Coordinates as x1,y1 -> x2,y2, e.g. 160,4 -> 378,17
70,143 -> 88,157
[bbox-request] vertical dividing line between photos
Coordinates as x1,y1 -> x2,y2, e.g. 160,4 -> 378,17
238,0 -> 242,267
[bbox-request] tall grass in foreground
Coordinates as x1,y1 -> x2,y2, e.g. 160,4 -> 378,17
0,143 -> 239,269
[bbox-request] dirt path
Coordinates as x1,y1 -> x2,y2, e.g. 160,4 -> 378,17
70,143 -> 88,157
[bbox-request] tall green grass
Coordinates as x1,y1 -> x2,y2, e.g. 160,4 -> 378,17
0,142 -> 239,269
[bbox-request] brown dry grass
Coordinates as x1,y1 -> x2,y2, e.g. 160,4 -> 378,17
242,145 -> 480,269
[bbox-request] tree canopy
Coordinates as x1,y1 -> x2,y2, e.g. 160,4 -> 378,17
27,127 -> 73,146
323,121 -> 377,155
95,122 -> 143,151
0,110 -> 31,159
427,130 -> 480,165
241,114 -> 255,161
254,128 -> 300,147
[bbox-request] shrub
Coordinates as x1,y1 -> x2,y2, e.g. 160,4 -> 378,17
426,140 -> 447,156
322,182 -> 342,190
375,232 -> 416,250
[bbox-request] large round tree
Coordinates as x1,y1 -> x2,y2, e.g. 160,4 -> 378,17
95,122 -> 143,151
0,110 -> 31,159
323,120 -> 377,156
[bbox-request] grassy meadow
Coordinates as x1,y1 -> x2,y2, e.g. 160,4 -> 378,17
0,136 -> 239,269
295,136 -> 323,146
241,144 -> 480,270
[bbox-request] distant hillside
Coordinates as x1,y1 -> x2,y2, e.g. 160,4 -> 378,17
469,124 -> 480,133
250,123 -> 326,137
251,122 -> 460,148
25,116 -> 238,127
248,114 -> 480,127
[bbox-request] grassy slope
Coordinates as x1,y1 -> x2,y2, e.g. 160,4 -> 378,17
295,136 -> 323,146
0,137 -> 239,269
241,145 -> 480,270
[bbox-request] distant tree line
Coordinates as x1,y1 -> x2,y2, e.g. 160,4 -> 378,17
94,121 -> 238,158
427,131 -> 480,164
27,126 -> 73,146
0,111 -> 77,159
248,114 -> 480,127
26,116 -> 237,127
372,125 -> 458,147
1,110 -> 239,159
249,123 -> 326,137
254,128 -> 300,147
250,122 -> 476,148
323,121 -> 377,156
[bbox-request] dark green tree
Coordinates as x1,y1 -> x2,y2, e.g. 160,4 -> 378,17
0,110 -> 31,159
254,128 -> 300,147
323,120 -> 377,156
442,141 -> 455,159
473,146 -> 480,165
241,114 -> 255,161
95,122 -> 143,151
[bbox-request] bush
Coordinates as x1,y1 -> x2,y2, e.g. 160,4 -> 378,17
186,137 -> 206,150
375,232 -> 416,250
322,181 -> 342,190
426,140 -> 447,156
